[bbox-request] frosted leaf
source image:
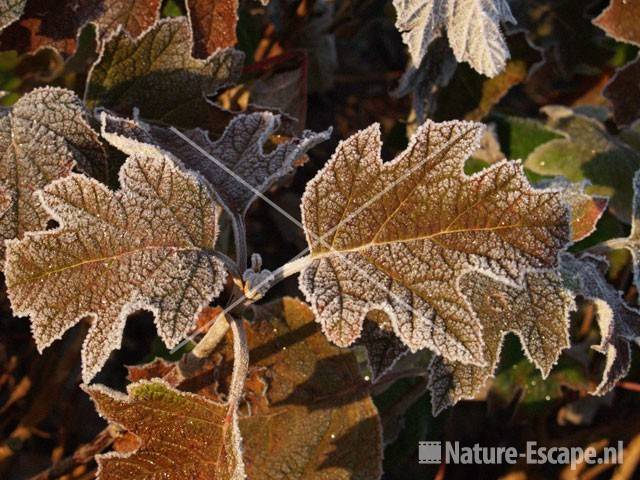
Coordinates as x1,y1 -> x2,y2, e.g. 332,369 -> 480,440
0,0 -> 161,55
0,0 -> 24,32
427,270 -> 574,415
559,253 -> 640,395
186,0 -> 238,58
0,87 -> 108,264
525,105 -> 640,223
604,56 -> 640,128
593,0 -> 640,47
85,379 -> 245,480
85,17 -> 244,128
5,153 -> 226,383
393,0 -> 516,77
101,111 -> 331,218
299,121 -> 571,364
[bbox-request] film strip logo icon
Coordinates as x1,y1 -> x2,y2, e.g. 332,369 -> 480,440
418,441 -> 442,464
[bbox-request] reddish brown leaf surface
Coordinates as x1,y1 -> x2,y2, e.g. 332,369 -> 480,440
594,0 -> 640,47
187,0 -> 238,58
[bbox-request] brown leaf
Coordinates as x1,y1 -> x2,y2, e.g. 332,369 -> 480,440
94,0 -> 161,39
0,0 -> 25,32
594,0 -> 640,47
187,0 -> 238,58
0,87 -> 108,263
300,121 -> 570,364
5,152 -> 227,382
85,380 -> 245,479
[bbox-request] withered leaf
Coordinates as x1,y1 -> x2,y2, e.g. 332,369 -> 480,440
101,111 -> 331,218
560,253 -> 640,395
299,120 -> 570,364
525,106 -> 640,223
0,0 -> 161,56
187,0 -> 238,58
85,17 -> 244,128
428,270 -> 574,415
5,152 -> 226,382
593,0 -> 640,47
393,0 -> 516,77
0,87 -> 107,263
86,379 -> 245,479
357,311 -> 409,382
0,0 -> 25,32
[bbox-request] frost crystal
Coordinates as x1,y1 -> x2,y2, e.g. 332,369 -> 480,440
393,0 -> 516,77
300,120 -> 570,365
428,270 -> 574,415
0,87 -> 107,264
5,153 -> 226,383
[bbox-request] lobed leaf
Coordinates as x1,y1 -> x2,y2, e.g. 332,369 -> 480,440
86,379 -> 245,479
0,87 -> 108,264
604,56 -> 640,128
427,270 -> 574,415
299,120 -> 570,365
85,17 -> 244,128
101,111 -> 331,218
393,0 -> 516,77
525,106 -> 640,223
5,152 -> 226,382
559,253 -> 640,395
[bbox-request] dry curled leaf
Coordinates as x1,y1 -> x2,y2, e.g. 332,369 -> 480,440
428,270 -> 574,415
187,0 -> 238,58
299,120 -> 570,365
85,379 -> 245,480
560,253 -> 640,395
393,0 -> 516,77
593,0 -> 640,47
0,87 -> 107,264
5,152 -> 226,382
85,17 -> 244,128
101,111 -> 331,218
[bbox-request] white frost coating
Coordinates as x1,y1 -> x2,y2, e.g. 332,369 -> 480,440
427,270 -> 575,415
393,0 -> 515,76
559,253 -> 640,395
101,110 -> 332,218
299,120 -> 571,366
5,153 -> 227,383
0,87 -> 108,263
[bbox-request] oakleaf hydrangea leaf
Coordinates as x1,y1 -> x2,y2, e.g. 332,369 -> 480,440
525,106 -> 640,223
85,17 -> 244,128
427,270 -> 574,415
593,0 -> 640,47
94,0 -> 161,39
559,253 -> 640,395
85,379 -> 245,480
0,87 -> 107,263
186,0 -> 238,58
5,152 -> 226,383
101,111 -> 331,218
299,120 -> 571,364
393,0 -> 516,77
357,311 -> 409,381
0,0 -> 25,32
